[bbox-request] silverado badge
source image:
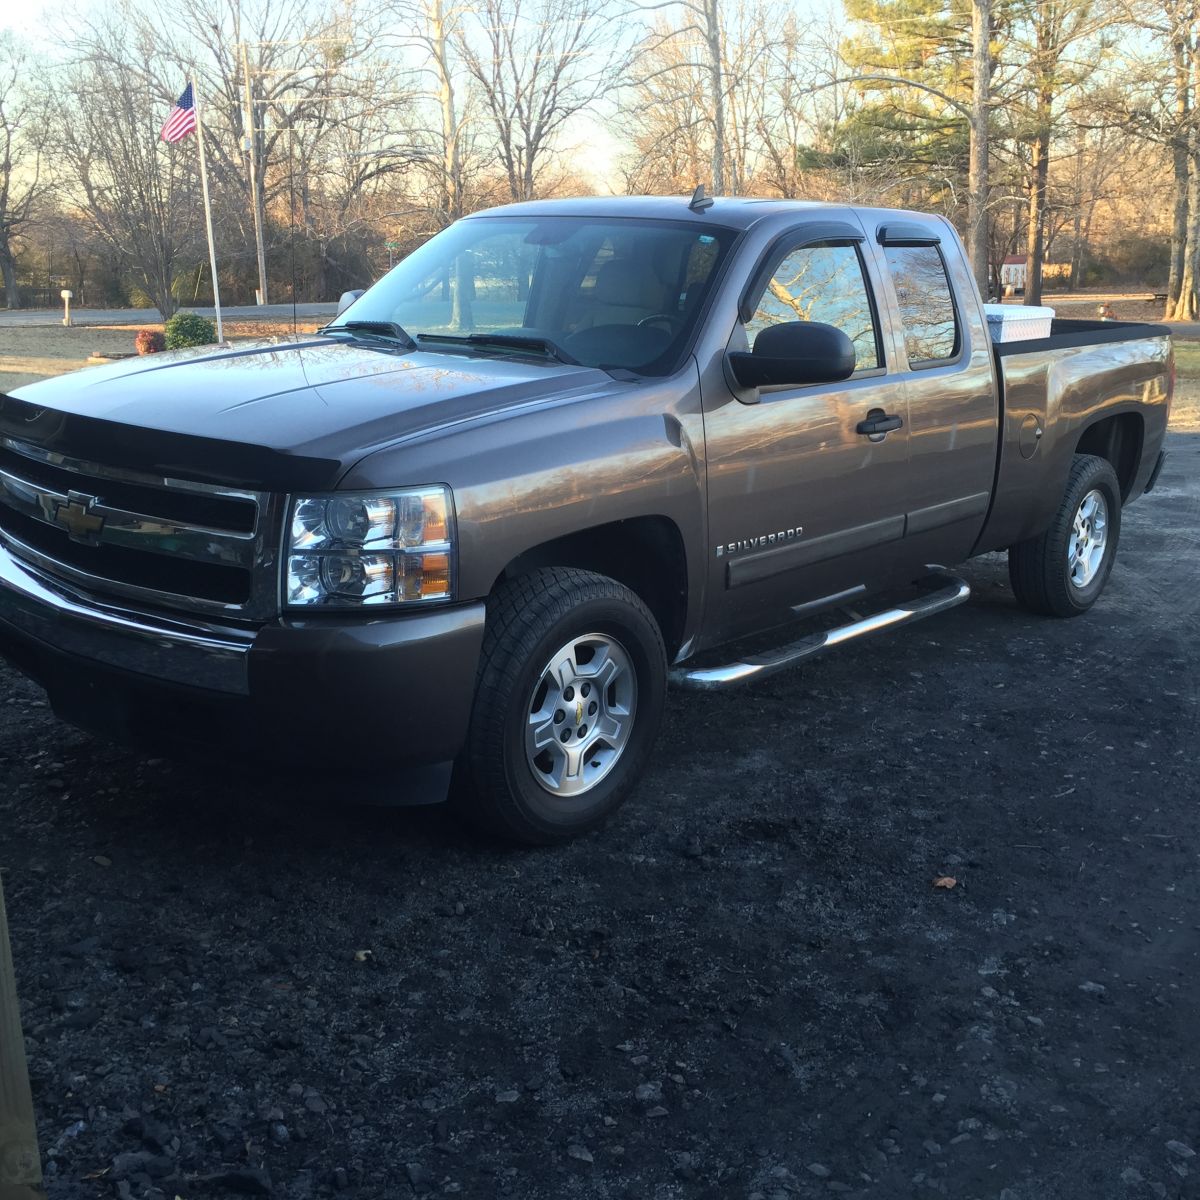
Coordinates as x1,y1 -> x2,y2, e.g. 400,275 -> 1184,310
715,526 -> 803,557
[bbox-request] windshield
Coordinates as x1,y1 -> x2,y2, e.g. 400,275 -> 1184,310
340,215 -> 738,375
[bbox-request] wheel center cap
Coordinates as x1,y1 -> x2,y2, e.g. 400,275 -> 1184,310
575,699 -> 583,724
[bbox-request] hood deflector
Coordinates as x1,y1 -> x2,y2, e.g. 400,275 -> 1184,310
0,394 -> 341,492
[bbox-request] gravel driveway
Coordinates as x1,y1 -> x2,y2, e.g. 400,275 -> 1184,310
2,434 -> 1198,1200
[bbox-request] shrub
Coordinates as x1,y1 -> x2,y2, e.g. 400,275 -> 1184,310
135,328 -> 166,355
164,311 -> 218,350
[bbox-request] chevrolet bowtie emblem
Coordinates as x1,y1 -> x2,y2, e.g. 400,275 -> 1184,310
53,492 -> 105,545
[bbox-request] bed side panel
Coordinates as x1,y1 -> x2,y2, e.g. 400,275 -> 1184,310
974,334 -> 1171,554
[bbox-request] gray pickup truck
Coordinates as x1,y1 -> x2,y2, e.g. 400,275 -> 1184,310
0,196 -> 1172,842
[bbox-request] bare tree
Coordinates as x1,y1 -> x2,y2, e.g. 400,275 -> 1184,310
423,0 -> 468,222
1114,0 -> 1195,315
57,25 -> 200,317
1010,0 -> 1107,305
1174,10 -> 1200,317
625,0 -> 733,193
83,0 -> 390,300
458,0 -> 624,202
0,35 -> 50,309
620,17 -> 711,192
1158,0 -> 1194,313
380,0 -> 482,227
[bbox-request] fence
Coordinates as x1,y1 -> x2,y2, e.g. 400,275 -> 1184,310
0,875 -> 44,1199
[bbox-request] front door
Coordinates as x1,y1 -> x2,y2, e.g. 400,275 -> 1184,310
701,223 -> 912,646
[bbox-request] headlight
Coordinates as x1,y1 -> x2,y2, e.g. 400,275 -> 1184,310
285,487 -> 455,608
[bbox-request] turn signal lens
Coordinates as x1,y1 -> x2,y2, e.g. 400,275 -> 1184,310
398,552 -> 452,602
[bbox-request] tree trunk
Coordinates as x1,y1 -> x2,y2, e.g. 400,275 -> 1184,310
1180,148 -> 1200,319
430,0 -> 462,223
1167,144 -> 1190,318
151,260 -> 177,321
968,0 -> 991,298
1166,22 -> 1190,319
0,245 -> 19,309
704,0 -> 726,193
1068,126 -> 1085,290
1024,111 -> 1050,307
1180,17 -> 1200,320
1069,205 -> 1085,291
1022,0 -> 1055,309
243,42 -> 269,306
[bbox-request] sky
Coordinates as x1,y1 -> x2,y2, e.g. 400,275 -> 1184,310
0,0 -> 844,191
1,0 -> 103,36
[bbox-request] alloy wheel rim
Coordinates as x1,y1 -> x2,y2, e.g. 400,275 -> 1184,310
1068,488 -> 1109,589
524,632 -> 637,797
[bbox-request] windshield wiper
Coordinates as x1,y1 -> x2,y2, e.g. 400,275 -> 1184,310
320,320 -> 415,349
416,332 -> 578,365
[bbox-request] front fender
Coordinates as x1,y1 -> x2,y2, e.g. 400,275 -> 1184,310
337,363 -> 710,653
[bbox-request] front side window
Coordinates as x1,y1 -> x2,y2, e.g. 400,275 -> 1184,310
342,216 -> 737,376
744,242 -> 880,372
883,244 -> 959,364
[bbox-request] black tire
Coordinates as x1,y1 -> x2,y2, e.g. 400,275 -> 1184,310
1008,453 -> 1122,617
461,568 -> 667,844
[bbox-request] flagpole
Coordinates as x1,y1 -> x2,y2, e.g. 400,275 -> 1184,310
191,77 -> 224,342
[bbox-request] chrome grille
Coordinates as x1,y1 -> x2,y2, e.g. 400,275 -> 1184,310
0,437 -> 281,620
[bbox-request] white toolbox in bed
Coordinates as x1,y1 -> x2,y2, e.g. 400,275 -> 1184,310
983,304 -> 1055,343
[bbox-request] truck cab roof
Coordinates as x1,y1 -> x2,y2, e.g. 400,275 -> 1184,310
467,195 -> 874,232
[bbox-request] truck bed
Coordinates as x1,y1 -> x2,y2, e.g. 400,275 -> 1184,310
974,318 -> 1172,555
991,317 -> 1171,357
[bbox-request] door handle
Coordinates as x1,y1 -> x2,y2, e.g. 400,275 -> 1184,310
856,411 -> 904,438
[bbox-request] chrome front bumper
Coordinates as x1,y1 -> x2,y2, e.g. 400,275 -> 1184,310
0,540 -> 488,784
0,543 -> 253,694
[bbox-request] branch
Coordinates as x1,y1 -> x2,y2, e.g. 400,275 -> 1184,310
810,74 -> 974,124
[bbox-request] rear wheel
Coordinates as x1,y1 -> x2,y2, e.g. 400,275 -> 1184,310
1008,453 -> 1122,617
462,568 -> 667,844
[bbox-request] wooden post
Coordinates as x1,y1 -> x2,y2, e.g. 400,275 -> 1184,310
0,875 -> 44,1199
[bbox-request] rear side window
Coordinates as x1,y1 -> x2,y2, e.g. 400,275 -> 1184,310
883,244 -> 959,364
745,243 -> 880,372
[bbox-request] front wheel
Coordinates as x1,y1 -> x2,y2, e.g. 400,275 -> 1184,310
1008,453 -> 1123,617
462,568 -> 667,844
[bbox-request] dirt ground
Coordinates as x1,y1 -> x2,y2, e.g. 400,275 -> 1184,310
1,313 -> 1198,1198
1,433 -> 1198,1199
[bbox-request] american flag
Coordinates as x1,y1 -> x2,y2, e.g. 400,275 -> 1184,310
160,83 -> 197,144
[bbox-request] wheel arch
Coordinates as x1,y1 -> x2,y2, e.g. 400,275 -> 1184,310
1074,411 -> 1144,501
491,516 -> 690,659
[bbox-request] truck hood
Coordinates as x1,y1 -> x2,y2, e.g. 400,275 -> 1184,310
0,337 -> 617,490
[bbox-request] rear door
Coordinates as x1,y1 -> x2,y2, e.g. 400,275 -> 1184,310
701,219 -> 913,645
867,222 -> 998,566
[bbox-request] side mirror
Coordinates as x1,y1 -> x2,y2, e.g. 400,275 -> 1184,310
727,321 -> 856,389
337,289 -> 366,316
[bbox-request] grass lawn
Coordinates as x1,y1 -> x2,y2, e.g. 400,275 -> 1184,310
1168,340 -> 1200,430
1173,340 -> 1200,372
0,321 -> 319,392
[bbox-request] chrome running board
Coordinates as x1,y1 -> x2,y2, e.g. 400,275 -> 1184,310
670,570 -> 971,691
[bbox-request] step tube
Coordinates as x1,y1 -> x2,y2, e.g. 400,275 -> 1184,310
670,570 -> 971,691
